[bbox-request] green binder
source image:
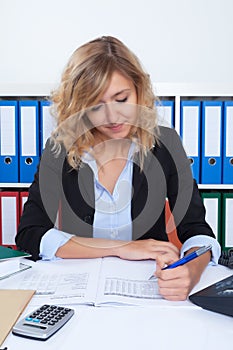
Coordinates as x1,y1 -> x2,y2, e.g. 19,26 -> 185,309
201,192 -> 222,245
0,246 -> 31,261
222,193 -> 233,251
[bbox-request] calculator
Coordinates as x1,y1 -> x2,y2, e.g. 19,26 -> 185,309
12,304 -> 74,340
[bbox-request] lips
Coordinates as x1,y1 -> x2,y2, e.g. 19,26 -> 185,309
106,123 -> 124,132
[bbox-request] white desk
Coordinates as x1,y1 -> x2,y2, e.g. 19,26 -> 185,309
1,261 -> 233,350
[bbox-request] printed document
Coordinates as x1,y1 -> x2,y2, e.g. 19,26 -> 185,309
0,257 -> 162,306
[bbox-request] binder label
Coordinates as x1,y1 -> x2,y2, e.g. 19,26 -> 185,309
225,198 -> 233,246
226,106 -> 233,157
1,197 -> 17,245
41,105 -> 55,149
0,106 -> 16,155
183,106 -> 199,156
205,106 -> 221,157
21,106 -> 37,156
203,198 -> 218,239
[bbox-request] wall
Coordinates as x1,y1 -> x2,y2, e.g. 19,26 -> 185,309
1,0 -> 233,93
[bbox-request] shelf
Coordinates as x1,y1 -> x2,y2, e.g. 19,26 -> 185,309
154,83 -> 233,97
0,183 -> 31,189
198,184 -> 233,190
0,83 -> 56,97
0,184 -> 233,190
1,82 -> 233,98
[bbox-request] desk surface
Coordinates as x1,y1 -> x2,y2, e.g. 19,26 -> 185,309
1,260 -> 233,350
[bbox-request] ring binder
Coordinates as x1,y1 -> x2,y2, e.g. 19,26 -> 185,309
19,100 -> 40,183
180,100 -> 201,183
0,100 -> 19,183
223,101 -> 233,184
201,101 -> 223,184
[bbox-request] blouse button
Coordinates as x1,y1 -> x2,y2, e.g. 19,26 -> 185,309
83,215 -> 92,224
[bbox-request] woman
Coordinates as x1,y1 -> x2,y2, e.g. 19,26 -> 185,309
16,36 -> 220,301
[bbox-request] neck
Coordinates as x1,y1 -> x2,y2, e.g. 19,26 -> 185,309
91,138 -> 131,165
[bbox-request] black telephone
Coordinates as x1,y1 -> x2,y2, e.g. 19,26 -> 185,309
189,274 -> 233,317
190,248 -> 233,317
218,248 -> 233,269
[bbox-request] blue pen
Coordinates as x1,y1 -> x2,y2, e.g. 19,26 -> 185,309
149,245 -> 212,280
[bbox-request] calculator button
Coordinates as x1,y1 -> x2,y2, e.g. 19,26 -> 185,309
51,319 -> 59,323
37,316 -> 44,319
55,316 -> 62,321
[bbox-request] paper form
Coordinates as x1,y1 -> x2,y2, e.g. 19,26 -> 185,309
0,259 -> 101,306
104,277 -> 159,299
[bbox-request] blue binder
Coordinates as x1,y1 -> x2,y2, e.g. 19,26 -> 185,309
19,100 -> 40,183
0,100 -> 19,183
180,100 -> 201,183
223,101 -> 233,184
39,100 -> 56,154
156,100 -> 175,128
201,101 -> 223,184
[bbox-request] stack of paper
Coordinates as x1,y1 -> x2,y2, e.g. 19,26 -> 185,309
0,246 -> 31,280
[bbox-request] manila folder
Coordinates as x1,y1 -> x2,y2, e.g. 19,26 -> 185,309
0,289 -> 35,345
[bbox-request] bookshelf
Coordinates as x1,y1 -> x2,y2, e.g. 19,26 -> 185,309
155,82 -> 233,190
0,82 -> 233,190
0,83 -> 232,250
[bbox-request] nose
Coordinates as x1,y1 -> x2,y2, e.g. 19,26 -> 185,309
105,103 -> 118,124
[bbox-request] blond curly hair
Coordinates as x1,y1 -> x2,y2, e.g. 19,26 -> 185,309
50,36 -> 159,169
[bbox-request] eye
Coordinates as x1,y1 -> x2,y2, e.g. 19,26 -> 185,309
116,97 -> 128,103
90,103 -> 104,112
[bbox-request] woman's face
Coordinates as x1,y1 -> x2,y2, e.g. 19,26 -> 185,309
86,71 -> 138,142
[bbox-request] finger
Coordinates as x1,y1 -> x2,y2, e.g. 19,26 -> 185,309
155,253 -> 179,270
159,289 -> 188,301
156,267 -> 189,289
151,241 -> 180,255
157,273 -> 191,297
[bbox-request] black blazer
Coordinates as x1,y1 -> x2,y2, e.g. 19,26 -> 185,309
16,127 -> 214,260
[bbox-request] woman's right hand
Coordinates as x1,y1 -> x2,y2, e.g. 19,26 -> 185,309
114,239 -> 180,262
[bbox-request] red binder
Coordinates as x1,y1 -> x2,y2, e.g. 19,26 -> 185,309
19,191 -> 29,216
0,192 -> 19,249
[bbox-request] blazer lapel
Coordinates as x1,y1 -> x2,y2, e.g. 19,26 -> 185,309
132,151 -> 153,201
77,164 -> 95,209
